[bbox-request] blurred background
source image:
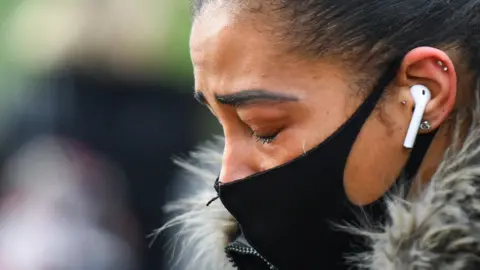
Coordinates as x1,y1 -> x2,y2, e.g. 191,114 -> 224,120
0,0 -> 220,269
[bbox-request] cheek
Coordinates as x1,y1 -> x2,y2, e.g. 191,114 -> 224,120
300,93 -> 356,151
344,103 -> 411,205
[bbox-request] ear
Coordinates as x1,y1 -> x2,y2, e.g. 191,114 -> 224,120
396,47 -> 457,132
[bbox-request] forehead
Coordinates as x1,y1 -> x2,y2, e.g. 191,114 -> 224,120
188,5 -> 350,100
192,11 -> 266,65
189,6 -> 295,93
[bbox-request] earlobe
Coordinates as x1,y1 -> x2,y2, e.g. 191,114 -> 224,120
399,47 -> 457,131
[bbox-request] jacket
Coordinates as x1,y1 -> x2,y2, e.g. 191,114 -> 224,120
158,105 -> 480,270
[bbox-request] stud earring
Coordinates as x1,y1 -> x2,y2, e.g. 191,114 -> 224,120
437,60 -> 448,72
419,120 -> 431,130
401,100 -> 407,106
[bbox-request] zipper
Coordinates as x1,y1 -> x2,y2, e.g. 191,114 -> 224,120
225,241 -> 277,270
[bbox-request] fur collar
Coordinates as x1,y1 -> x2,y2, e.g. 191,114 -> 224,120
156,104 -> 480,270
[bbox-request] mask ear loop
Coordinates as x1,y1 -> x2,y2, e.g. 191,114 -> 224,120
206,178 -> 220,206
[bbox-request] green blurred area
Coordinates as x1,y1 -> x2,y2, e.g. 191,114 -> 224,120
0,0 -> 18,69
0,1 -> 14,23
0,0 -> 215,137
0,0 -> 194,80
162,1 -> 193,79
0,1 -> 17,26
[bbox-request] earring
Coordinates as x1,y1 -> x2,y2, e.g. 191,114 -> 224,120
419,120 -> 431,130
401,100 -> 407,106
437,60 -> 448,72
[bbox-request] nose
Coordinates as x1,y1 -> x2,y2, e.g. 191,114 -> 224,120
219,139 -> 256,183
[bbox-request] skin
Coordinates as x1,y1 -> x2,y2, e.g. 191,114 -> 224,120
192,5 -> 459,205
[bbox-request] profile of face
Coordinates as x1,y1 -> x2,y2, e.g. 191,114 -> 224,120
191,2 -> 459,205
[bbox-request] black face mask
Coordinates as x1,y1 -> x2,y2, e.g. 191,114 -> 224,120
214,58 -> 437,269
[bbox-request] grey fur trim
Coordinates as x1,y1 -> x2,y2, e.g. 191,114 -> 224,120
153,137 -> 237,270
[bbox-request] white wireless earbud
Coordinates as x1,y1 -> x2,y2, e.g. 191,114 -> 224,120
403,85 -> 431,149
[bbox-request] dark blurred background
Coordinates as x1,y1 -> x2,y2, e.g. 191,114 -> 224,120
0,1 -> 219,269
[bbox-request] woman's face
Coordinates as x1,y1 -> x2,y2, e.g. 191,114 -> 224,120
190,7 -> 454,205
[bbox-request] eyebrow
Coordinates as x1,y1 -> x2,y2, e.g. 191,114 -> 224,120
194,89 -> 298,108
194,91 -> 207,104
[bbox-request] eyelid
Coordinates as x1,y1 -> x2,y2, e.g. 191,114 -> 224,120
250,126 -> 280,136
249,128 -> 278,143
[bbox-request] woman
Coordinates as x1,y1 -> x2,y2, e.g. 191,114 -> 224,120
160,0 -> 480,269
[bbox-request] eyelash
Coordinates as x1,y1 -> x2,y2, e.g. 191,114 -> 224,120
250,130 -> 279,144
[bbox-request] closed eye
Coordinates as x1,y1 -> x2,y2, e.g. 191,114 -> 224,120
250,130 -> 280,144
